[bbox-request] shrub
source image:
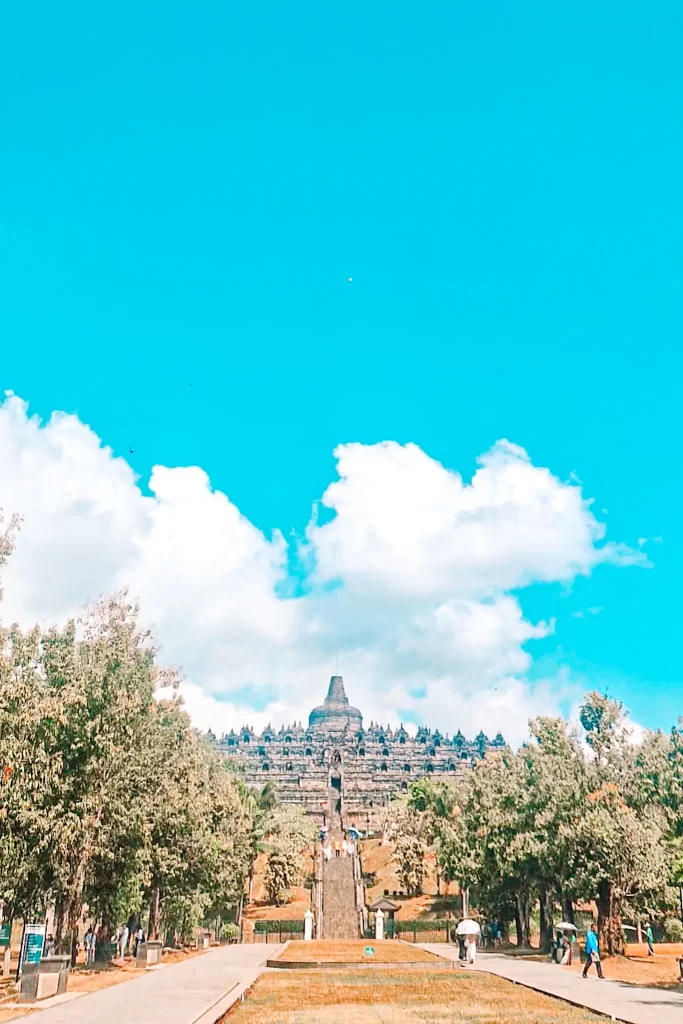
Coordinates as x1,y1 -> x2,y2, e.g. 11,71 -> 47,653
220,922 -> 238,943
394,919 -> 449,934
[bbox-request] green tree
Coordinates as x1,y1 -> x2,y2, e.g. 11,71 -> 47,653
263,848 -> 300,906
394,806 -> 428,896
571,783 -> 670,954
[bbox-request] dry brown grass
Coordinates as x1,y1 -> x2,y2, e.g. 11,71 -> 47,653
242,850 -> 315,933
273,940 -> 445,964
567,952 -> 682,988
361,839 -> 460,921
224,968 -> 607,1023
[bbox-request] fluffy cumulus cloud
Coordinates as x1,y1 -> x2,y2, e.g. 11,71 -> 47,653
0,394 -> 645,745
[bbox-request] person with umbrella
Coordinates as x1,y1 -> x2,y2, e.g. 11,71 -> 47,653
456,920 -> 481,966
555,922 -> 577,965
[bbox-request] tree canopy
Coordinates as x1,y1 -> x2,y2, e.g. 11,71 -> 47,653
401,694 -> 683,954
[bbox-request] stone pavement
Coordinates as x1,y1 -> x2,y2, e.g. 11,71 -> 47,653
421,944 -> 683,1024
13,944 -> 281,1024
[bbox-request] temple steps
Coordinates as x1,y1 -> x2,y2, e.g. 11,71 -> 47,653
322,855 -> 359,939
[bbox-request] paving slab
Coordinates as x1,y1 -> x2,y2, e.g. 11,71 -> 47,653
13,944 -> 281,1024
421,944 -> 683,1024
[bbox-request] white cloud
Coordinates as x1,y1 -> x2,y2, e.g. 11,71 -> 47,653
307,439 -> 640,601
0,395 -> 645,746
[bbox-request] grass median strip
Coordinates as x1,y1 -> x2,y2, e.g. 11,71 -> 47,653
224,967 -> 608,1022
271,940 -> 446,964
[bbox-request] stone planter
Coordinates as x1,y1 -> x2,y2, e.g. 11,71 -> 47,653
135,940 -> 164,968
19,955 -> 71,1003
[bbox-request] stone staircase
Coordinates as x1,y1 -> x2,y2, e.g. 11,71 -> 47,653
322,854 -> 359,939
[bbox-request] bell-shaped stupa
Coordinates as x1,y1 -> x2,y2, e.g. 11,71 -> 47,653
308,676 -> 363,733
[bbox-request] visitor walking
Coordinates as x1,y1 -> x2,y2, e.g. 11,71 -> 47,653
334,840 -> 341,858
118,924 -> 129,959
45,933 -> 55,957
466,934 -> 477,964
646,921 -> 655,956
582,924 -> 604,979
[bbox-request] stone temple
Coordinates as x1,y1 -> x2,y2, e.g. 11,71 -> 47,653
219,676 -> 505,831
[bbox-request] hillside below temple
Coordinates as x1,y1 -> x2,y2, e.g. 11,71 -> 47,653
219,676 -> 505,831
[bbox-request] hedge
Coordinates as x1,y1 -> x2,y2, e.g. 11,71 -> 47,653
254,919 -> 305,934
394,919 -> 449,933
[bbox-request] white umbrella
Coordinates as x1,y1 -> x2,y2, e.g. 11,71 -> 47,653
456,919 -> 481,936
556,922 -> 577,931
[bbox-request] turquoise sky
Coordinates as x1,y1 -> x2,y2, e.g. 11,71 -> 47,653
2,1 -> 682,730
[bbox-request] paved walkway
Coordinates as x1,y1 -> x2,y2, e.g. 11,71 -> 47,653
421,944 -> 683,1024
14,944 -> 281,1024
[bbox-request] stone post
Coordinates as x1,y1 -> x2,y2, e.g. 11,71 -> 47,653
375,909 -> 384,941
304,909 -> 314,941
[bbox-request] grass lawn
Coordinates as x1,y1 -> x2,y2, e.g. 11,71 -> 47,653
273,940 -> 445,964
568,953 -> 682,988
224,967 -> 607,1023
503,947 -> 683,989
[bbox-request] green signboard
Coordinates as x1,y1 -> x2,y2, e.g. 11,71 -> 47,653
17,924 -> 45,976
25,931 -> 44,965
0,924 -> 10,948
364,945 -> 375,956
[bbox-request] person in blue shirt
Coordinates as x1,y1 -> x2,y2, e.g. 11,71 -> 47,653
582,924 -> 604,978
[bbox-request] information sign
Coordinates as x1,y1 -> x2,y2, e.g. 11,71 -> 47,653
0,924 -> 10,948
17,924 -> 45,976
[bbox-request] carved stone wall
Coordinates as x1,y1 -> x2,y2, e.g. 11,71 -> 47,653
217,677 -> 504,829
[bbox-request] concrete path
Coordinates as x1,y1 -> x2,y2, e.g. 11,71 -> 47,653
421,944 -> 683,1024
14,944 -> 281,1024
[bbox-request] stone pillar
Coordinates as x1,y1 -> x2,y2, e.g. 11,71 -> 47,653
304,909 -> 314,941
375,909 -> 384,941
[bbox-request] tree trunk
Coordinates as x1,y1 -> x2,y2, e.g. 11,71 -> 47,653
501,918 -> 510,942
53,901 -> 67,951
95,921 -> 111,962
515,894 -> 531,947
561,896 -> 576,926
539,888 -> 554,953
597,880 -> 622,956
148,888 -> 161,940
